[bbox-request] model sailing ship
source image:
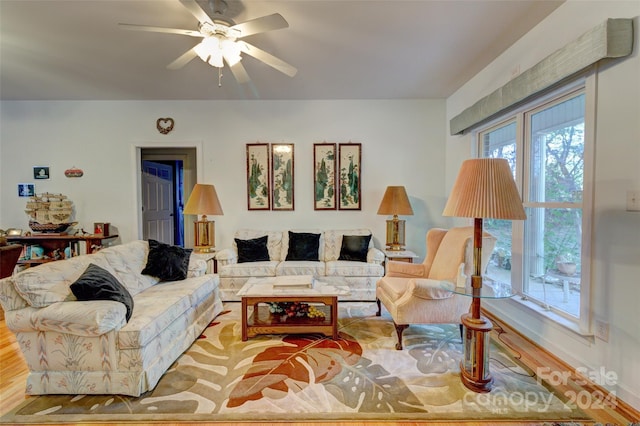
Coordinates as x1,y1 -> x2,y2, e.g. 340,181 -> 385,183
25,193 -> 75,233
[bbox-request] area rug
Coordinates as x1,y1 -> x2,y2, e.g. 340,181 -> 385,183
3,302 -> 590,424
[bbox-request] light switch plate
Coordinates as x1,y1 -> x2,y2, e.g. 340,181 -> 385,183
627,190 -> 640,211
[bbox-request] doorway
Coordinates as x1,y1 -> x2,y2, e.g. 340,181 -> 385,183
140,148 -> 197,247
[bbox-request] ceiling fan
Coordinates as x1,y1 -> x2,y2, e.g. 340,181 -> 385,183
119,0 -> 297,86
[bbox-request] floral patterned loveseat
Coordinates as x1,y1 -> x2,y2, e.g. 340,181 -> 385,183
0,240 -> 222,396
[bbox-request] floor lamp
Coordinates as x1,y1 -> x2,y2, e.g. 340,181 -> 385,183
377,186 -> 414,251
183,184 -> 223,253
442,158 -> 526,392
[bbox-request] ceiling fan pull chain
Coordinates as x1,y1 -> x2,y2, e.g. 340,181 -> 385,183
218,67 -> 223,87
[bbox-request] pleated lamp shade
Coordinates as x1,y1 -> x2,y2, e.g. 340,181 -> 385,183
443,158 -> 526,220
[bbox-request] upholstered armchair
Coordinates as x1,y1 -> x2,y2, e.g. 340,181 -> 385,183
376,226 -> 496,349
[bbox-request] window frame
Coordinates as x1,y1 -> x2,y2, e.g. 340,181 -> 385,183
473,72 -> 596,335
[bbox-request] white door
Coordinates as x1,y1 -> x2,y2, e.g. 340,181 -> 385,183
142,161 -> 174,244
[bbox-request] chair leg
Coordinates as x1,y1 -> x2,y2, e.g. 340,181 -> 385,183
376,298 -> 382,316
394,323 -> 408,350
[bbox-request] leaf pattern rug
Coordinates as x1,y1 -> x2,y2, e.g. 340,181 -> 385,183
3,302 -> 590,423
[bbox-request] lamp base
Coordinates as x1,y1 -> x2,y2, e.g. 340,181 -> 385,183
385,243 -> 405,251
460,313 -> 493,393
193,220 -> 215,254
385,218 -> 406,251
193,246 -> 215,254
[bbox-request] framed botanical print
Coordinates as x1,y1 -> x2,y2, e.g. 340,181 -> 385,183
338,143 -> 361,210
271,143 -> 294,210
246,143 -> 270,210
313,143 -> 337,210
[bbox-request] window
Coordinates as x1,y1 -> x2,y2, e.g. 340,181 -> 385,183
478,81 -> 592,332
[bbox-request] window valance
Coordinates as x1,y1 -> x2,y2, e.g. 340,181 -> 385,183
450,18 -> 634,135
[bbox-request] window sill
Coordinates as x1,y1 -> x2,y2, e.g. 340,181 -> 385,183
498,296 -> 595,342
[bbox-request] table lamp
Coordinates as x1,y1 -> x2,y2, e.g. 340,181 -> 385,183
183,184 -> 223,253
377,186 -> 414,251
442,158 -> 526,392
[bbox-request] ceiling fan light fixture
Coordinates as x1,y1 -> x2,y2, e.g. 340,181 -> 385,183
194,37 -> 220,61
195,36 -> 241,68
121,1 -> 296,84
221,39 -> 242,65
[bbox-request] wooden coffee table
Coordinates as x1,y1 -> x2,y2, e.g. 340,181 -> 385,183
237,277 -> 350,341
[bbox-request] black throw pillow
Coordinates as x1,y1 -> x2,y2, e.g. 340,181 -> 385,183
70,263 -> 134,322
141,239 -> 192,282
286,231 -> 321,261
338,234 -> 372,262
236,235 -> 270,263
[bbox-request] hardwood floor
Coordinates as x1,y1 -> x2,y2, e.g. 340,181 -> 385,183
1,307 -> 638,426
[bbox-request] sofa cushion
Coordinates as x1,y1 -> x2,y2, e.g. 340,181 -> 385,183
13,254 -> 100,308
235,235 -> 270,263
276,260 -> 325,277
70,263 -> 134,322
95,240 -> 159,296
142,239 -> 192,282
234,229 -> 283,261
338,234 -> 372,262
285,231 -> 321,261
326,260 -> 384,277
118,275 -> 214,349
219,261 -> 279,278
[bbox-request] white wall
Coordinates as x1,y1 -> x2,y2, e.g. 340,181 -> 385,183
446,0 -> 640,411
0,99 -> 448,259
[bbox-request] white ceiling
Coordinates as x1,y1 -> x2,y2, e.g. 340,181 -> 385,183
0,0 -> 564,101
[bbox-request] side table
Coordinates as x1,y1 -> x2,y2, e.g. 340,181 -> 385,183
191,251 -> 217,274
442,278 -> 514,393
384,249 -> 418,264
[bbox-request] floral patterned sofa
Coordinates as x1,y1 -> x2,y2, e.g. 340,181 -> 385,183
0,240 -> 222,396
216,229 -> 385,301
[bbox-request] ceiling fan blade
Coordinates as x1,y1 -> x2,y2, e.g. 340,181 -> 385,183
167,46 -> 199,70
237,41 -> 297,77
179,0 -> 213,24
118,23 -> 203,37
228,61 -> 251,84
231,13 -> 288,38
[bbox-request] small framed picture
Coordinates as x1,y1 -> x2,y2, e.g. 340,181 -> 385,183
271,143 -> 294,211
33,166 -> 50,179
338,143 -> 362,210
18,183 -> 35,197
313,143 -> 337,210
246,143 -> 271,210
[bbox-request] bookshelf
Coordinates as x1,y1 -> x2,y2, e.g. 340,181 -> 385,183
7,234 -> 118,267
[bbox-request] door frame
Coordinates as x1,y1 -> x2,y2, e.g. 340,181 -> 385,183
132,141 -> 203,248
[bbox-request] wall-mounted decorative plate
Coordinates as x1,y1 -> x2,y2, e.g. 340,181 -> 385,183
64,167 -> 84,178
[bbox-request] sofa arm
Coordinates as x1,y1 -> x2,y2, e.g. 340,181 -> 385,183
215,248 -> 237,266
6,301 -> 126,336
385,261 -> 427,278
408,279 -> 454,300
367,247 -> 385,265
187,258 -> 207,277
